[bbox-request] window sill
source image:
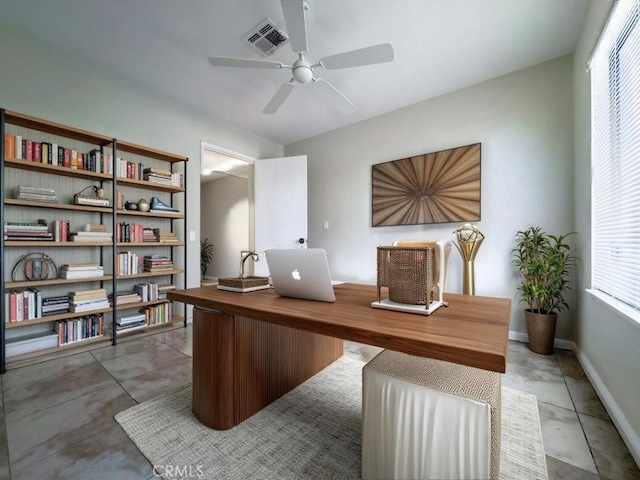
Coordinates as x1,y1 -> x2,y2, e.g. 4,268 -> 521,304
586,289 -> 640,327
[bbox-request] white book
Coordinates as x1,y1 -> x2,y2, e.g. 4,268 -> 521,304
50,143 -> 58,165
15,135 -> 22,159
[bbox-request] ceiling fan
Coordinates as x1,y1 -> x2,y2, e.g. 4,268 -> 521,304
207,0 -> 394,115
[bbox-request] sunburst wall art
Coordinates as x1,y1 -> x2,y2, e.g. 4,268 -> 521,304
371,143 -> 481,227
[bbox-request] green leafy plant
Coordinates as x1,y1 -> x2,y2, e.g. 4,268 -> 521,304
200,238 -> 214,277
512,226 -> 576,314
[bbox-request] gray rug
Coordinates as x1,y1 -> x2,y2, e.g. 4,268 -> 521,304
116,356 -> 547,480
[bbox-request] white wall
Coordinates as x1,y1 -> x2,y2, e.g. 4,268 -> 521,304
286,55 -> 575,339
573,0 -> 640,463
200,176 -> 250,278
0,25 -> 284,300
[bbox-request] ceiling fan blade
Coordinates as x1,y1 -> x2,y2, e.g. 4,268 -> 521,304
281,0 -> 308,53
263,81 -> 295,114
319,43 -> 394,70
313,78 -> 356,114
208,56 -> 284,69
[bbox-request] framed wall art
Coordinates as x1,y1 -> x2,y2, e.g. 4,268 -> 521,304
371,143 -> 481,227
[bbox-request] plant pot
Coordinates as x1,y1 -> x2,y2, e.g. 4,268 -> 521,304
524,309 -> 557,355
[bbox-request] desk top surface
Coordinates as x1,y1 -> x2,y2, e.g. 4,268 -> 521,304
169,283 -> 510,373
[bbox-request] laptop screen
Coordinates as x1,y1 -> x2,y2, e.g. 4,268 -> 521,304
265,248 -> 336,302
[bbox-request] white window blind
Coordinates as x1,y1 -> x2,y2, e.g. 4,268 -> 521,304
591,0 -> 640,314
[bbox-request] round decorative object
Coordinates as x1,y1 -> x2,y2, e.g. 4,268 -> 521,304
124,201 -> 139,211
11,252 -> 58,282
137,198 -> 150,212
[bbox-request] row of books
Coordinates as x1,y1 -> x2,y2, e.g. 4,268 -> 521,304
142,302 -> 173,326
3,288 -> 42,322
3,283 -> 175,322
3,133 -> 114,174
56,314 -> 104,346
116,251 -> 144,276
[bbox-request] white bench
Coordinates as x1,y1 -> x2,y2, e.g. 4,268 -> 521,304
362,349 -> 502,480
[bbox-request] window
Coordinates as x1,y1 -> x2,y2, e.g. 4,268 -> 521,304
590,0 -> 640,318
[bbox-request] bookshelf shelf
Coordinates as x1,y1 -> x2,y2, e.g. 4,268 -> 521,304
3,158 -> 113,181
116,269 -> 184,280
5,275 -> 113,288
116,176 -> 185,193
1,108 -> 188,372
5,307 -> 113,328
4,241 -> 113,247
113,299 -> 171,310
116,242 -> 185,247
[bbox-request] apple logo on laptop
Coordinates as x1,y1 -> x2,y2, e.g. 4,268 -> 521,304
291,269 -> 301,280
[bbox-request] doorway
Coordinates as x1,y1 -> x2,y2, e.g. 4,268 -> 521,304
200,142 -> 255,281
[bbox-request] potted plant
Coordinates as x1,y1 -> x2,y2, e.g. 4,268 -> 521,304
200,238 -> 214,278
512,226 -> 576,355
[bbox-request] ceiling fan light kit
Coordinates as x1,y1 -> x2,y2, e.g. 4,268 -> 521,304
208,0 -> 394,115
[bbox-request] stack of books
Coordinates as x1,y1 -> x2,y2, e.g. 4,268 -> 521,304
42,295 -> 70,316
108,290 -> 142,306
158,284 -> 177,299
69,231 -> 112,243
143,167 -> 173,186
116,251 -> 144,275
116,313 -> 147,332
59,263 -> 104,279
14,185 -> 59,204
143,255 -> 174,272
4,220 -> 53,241
143,228 -> 157,242
68,289 -> 109,313
153,229 -> 179,243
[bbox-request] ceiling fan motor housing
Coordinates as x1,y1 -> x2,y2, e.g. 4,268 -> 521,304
293,59 -> 313,83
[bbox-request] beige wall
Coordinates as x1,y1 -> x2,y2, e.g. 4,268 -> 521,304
200,176 -> 250,278
572,0 -> 640,463
286,54 -> 575,341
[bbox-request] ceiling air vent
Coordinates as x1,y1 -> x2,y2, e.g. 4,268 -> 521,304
242,18 -> 289,56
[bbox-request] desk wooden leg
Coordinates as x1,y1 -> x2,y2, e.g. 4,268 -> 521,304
192,308 -> 343,430
192,307 -> 235,430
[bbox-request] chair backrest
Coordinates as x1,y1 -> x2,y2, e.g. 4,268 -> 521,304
392,240 -> 451,296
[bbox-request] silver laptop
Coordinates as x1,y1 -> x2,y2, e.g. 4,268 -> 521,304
265,248 -> 336,302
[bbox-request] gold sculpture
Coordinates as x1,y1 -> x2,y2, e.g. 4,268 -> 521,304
453,224 -> 485,295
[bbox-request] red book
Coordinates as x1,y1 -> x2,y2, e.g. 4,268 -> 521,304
63,149 -> 71,168
9,293 -> 17,322
25,140 -> 34,161
77,152 -> 84,170
33,142 -> 41,163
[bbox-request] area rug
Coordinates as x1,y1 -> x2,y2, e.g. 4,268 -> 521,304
116,356 -> 547,480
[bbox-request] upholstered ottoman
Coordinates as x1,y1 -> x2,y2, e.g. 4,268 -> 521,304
362,349 -> 501,480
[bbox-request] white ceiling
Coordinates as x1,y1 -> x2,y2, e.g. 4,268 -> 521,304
0,0 -> 590,145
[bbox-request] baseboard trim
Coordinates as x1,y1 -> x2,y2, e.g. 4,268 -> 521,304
576,349 -> 640,467
508,330 -> 576,350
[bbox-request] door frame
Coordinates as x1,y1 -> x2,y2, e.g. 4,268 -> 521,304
200,141 -> 257,272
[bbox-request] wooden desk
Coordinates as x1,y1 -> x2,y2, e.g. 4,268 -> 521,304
168,283 -> 510,430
